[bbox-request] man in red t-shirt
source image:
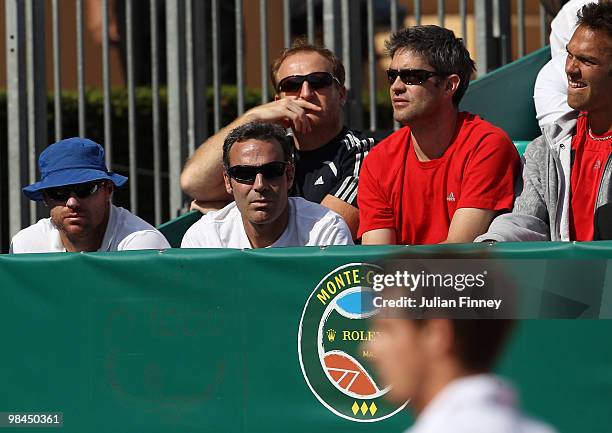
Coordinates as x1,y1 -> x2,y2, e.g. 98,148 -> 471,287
478,2 -> 612,242
358,25 -> 520,245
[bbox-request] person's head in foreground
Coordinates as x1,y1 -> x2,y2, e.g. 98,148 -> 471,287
565,0 -> 612,128
365,300 -> 557,432
10,137 -> 169,253
180,122 -> 353,249
386,24 -> 475,126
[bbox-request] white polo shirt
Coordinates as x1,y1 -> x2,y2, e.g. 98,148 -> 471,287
181,197 -> 353,248
10,204 -> 170,253
406,375 -> 558,433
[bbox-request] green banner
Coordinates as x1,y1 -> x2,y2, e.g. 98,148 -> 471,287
1,244 -> 612,432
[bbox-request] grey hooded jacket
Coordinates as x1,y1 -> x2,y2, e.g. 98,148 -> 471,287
476,112 -> 612,242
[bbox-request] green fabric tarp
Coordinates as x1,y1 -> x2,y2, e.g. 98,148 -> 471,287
1,244 -> 612,432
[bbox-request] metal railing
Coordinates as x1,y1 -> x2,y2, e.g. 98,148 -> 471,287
1,0 -> 553,252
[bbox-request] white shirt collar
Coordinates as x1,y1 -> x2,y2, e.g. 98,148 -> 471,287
407,374 -> 517,433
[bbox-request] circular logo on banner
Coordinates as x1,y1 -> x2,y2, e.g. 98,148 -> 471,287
297,263 -> 408,422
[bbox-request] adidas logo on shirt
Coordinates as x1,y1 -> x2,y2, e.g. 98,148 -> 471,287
314,176 -> 325,186
447,192 -> 456,202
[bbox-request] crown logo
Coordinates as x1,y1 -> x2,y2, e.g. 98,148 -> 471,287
326,329 -> 336,342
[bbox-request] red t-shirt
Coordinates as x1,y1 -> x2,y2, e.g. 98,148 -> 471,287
569,113 -> 612,241
357,112 -> 519,245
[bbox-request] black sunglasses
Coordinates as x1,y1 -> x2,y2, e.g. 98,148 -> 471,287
386,68 -> 442,85
277,72 -> 341,93
45,181 -> 104,201
227,161 -> 288,184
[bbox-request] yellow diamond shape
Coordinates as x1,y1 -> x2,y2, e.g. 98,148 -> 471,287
351,401 -> 359,415
360,402 -> 368,415
369,402 -> 377,416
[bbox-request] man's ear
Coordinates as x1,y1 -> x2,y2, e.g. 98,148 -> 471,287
445,74 -> 461,99
286,163 -> 295,190
275,93 -> 281,101
104,181 -> 114,202
223,171 -> 233,195
338,85 -> 347,107
422,319 -> 454,360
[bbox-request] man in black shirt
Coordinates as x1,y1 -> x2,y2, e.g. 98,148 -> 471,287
292,127 -> 374,209
180,40 -> 374,237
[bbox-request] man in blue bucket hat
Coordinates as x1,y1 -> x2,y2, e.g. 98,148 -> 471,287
10,137 -> 170,253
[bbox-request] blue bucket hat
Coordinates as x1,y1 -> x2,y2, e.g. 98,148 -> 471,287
23,137 -> 128,201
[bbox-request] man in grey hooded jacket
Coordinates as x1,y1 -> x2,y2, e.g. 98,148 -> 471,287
477,1 -> 612,242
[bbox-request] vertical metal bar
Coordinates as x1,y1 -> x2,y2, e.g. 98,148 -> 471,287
460,0 -> 467,43
260,0 -> 269,103
212,0 -> 221,130
307,0 -> 315,44
236,0 -> 245,115
52,0 -> 62,141
102,0 -> 112,170
6,0 -> 29,236
414,0 -> 421,26
323,0 -> 341,53
185,0 -> 196,155
341,0 -> 362,131
166,0 -> 188,217
192,0 -> 207,144
283,0 -> 291,48
25,0 -> 48,223
494,0 -> 511,65
340,0 -> 351,126
367,0 -> 376,131
517,0 -> 525,57
390,0 -> 398,33
539,4 -> 548,48
341,0 -> 350,90
151,0 -> 162,225
475,0 -> 495,76
126,0 -> 137,213
438,0 -> 445,27
76,0 -> 86,137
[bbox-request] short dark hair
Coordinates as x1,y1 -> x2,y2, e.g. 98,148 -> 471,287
449,319 -> 514,372
222,121 -> 294,169
577,1 -> 612,38
408,317 -> 513,372
379,257 -> 515,372
270,38 -> 346,92
385,25 -> 476,106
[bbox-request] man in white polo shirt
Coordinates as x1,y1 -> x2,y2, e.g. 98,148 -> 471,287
181,122 -> 352,248
365,275 -> 557,433
10,137 -> 170,253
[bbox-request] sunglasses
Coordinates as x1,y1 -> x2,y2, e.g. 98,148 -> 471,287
386,68 -> 442,85
277,72 -> 341,93
45,181 -> 104,202
227,161 -> 288,184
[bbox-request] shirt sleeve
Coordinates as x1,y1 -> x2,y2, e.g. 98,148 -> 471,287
475,136 -> 555,242
329,136 -> 375,207
534,56 -> 573,127
456,133 -> 520,212
317,215 -> 354,246
357,150 -> 396,238
119,230 -> 171,251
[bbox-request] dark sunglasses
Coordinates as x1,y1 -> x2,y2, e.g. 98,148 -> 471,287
227,161 -> 288,184
386,68 -> 442,85
277,72 -> 341,93
45,181 -> 104,201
